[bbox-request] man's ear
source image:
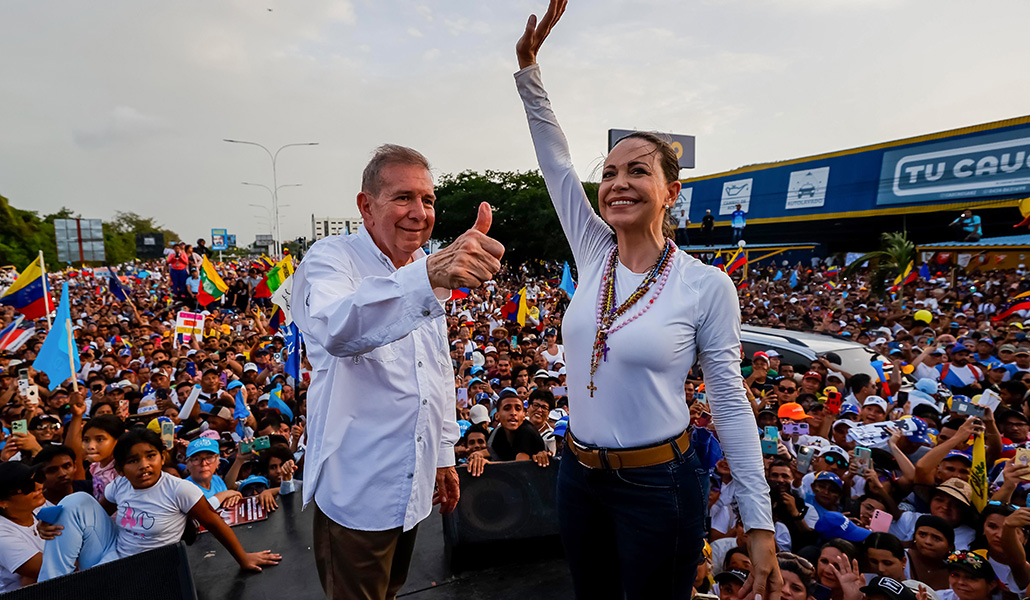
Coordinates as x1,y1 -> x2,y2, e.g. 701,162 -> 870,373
356,192 -> 373,222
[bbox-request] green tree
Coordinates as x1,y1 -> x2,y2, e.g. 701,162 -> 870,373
841,231 -> 915,299
432,170 -> 600,270
102,212 -> 181,265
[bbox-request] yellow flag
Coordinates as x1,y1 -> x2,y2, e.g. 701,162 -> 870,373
517,287 -> 529,327
970,432 -> 988,512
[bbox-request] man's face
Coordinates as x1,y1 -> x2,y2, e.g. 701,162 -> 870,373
937,459 -> 970,483
466,432 -> 487,453
811,481 -> 841,509
776,380 -> 798,404
801,377 -> 820,394
497,398 -> 526,431
1001,416 -> 1030,443
497,360 -> 511,376
952,350 -> 971,366
41,453 -> 76,494
358,163 -> 435,266
684,382 -> 695,404
767,465 -> 792,487
32,419 -> 62,443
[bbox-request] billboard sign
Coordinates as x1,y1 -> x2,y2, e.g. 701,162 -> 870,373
227,234 -> 237,248
786,167 -> 830,210
135,232 -> 165,260
55,219 -> 105,263
877,129 -> 1030,205
210,228 -> 228,251
719,178 -> 752,215
608,129 -> 696,169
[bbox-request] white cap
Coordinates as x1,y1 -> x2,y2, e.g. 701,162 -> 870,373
765,350 -> 780,358
469,404 -> 490,425
243,362 -> 259,373
548,409 -> 566,421
819,444 -> 850,463
870,337 -> 888,346
863,396 -> 889,412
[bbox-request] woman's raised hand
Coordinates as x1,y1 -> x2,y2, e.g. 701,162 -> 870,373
516,0 -> 568,69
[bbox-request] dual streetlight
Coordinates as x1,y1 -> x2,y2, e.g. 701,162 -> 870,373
224,139 -> 318,257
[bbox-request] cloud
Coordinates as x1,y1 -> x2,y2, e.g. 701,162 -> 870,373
73,106 -> 169,149
407,26 -> 424,38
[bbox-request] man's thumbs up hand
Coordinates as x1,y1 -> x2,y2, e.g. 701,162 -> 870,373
427,202 -> 505,290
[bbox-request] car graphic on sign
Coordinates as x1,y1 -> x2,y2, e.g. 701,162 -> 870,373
797,183 -> 816,199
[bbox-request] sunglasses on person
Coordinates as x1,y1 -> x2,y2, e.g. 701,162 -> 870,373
33,423 -> 61,432
778,386 -> 797,393
822,454 -> 845,466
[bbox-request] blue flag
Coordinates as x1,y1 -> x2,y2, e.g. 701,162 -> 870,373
919,263 -> 930,280
789,270 -> 798,289
32,282 -> 81,391
268,384 -> 294,422
773,270 -> 783,282
109,274 -> 130,302
233,388 -> 250,420
283,322 -> 303,381
559,261 -> 577,299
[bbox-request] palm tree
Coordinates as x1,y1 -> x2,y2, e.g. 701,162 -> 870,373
841,232 -> 915,299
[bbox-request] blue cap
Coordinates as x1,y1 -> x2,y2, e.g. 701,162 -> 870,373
198,402 -> 214,414
949,343 -> 971,354
186,437 -> 219,458
944,450 -> 973,465
474,392 -> 491,404
489,378 -> 501,387
227,380 -> 244,390
814,471 -> 845,489
905,417 -> 933,446
553,417 -> 568,437
237,475 -> 270,492
840,401 -> 860,416
457,419 -> 471,437
815,510 -> 871,543
915,378 -> 938,395
470,366 -> 485,375
467,378 -> 484,387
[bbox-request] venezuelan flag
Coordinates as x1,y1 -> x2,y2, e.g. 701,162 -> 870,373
267,306 -> 285,333
727,249 -> 747,274
890,261 -> 915,291
711,254 -> 725,271
825,267 -> 840,277
450,288 -> 470,301
0,255 -> 52,320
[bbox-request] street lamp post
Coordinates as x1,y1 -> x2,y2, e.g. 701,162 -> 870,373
224,139 -> 318,257
240,181 -> 303,257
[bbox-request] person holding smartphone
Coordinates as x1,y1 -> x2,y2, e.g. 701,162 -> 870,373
513,3 -> 778,598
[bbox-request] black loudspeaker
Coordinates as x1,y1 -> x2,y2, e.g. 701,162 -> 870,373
443,460 -> 560,549
135,232 -> 165,260
6,541 -> 196,600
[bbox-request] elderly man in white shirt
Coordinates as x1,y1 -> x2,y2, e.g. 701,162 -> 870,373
293,144 -> 504,600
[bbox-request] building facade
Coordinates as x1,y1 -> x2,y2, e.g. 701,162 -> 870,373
311,216 -> 363,240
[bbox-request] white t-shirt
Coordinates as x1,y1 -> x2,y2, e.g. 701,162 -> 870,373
914,362 -> 941,382
889,511 -> 976,549
105,473 -> 204,559
0,516 -> 43,593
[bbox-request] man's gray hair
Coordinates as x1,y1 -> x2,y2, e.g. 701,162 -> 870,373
361,144 -> 431,198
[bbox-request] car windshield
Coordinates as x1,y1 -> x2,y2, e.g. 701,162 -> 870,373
823,347 -> 888,379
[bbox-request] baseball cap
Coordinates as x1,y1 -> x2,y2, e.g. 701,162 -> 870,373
819,445 -> 850,465
238,475 -> 270,494
473,392 -> 491,405
778,402 -> 810,421
935,477 -> 973,507
753,351 -> 770,362
803,371 -> 823,382
914,378 -> 939,395
943,450 -> 973,466
552,416 -> 569,437
814,471 -> 845,490
186,437 -> 219,458
202,406 -> 234,421
840,401 -> 861,416
863,396 -> 889,412
814,510 -> 871,542
243,362 -> 259,373
948,343 -> 971,354
714,570 -> 749,586
469,404 -> 490,425
466,377 -> 484,387
999,344 -> 1017,353
860,577 -> 917,600
945,550 -> 997,582
533,369 -> 550,379
765,350 -> 780,358
544,327 -> 558,337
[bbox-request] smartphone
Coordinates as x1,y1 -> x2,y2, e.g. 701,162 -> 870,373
456,388 -> 469,407
869,509 -> 893,533
953,399 -> 985,417
185,361 -> 196,377
25,385 -> 39,406
464,351 -> 473,361
812,584 -> 833,600
219,372 -> 228,386
854,446 -> 873,472
161,421 -> 175,449
783,422 -> 810,436
765,426 -> 780,443
17,368 -> 29,397
1016,448 -> 1030,481
896,390 -> 909,405
239,440 -> 254,454
761,438 -> 779,456
118,398 -> 129,417
825,392 -> 842,415
797,446 -> 816,474
12,419 -> 27,435
156,388 -> 169,401
253,436 -> 271,451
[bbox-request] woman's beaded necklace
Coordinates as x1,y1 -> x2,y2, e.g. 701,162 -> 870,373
587,238 -> 675,397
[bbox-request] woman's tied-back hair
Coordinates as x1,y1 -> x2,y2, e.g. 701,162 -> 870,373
361,144 -> 432,198
610,132 -> 680,240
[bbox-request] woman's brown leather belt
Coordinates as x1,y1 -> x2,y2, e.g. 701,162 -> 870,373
565,429 -> 690,470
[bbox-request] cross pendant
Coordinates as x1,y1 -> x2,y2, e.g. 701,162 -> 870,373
587,381 -> 597,398
602,343 -> 610,362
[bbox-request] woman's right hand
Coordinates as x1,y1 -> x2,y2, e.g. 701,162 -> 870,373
37,521 -> 64,541
515,0 -> 568,69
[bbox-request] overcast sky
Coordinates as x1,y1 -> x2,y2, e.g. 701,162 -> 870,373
3,0 -> 1030,249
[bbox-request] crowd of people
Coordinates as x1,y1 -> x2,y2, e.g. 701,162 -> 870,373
3,236 -> 1030,600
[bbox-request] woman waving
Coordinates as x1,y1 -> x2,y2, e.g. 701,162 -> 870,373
514,2 -> 780,598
